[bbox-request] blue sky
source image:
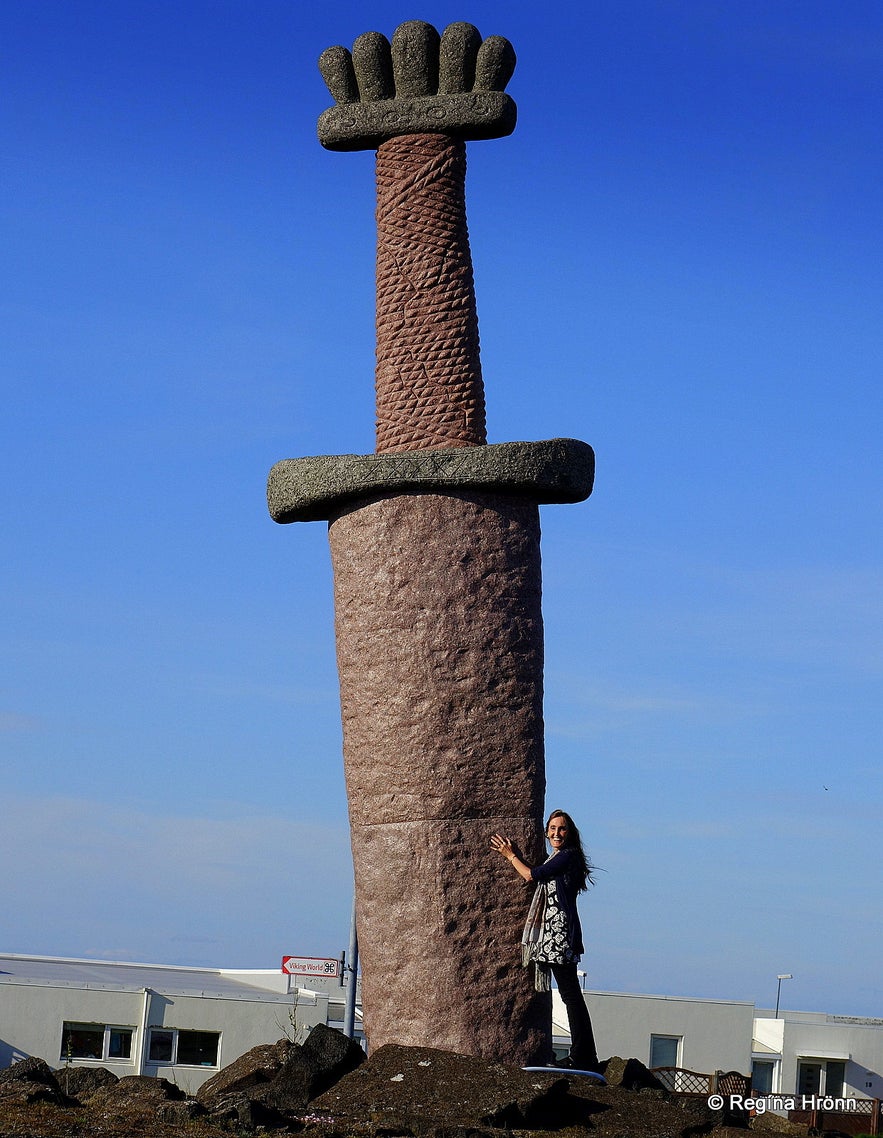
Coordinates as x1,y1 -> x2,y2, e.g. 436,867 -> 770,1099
3,1 -> 881,1018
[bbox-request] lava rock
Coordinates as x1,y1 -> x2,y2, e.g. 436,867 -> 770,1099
302,1023 -> 366,1096
155,1098 -> 207,1124
309,1043 -> 570,1131
0,1056 -> 65,1106
600,1055 -> 666,1091
249,1046 -> 320,1114
196,1037 -> 296,1103
53,1064 -> 118,1102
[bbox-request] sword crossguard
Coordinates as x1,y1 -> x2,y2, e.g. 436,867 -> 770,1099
318,20 -> 516,151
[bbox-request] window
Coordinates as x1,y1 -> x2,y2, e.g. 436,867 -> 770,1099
752,1060 -> 775,1094
147,1028 -> 220,1068
147,1030 -> 174,1063
61,1023 -> 133,1062
108,1030 -> 133,1060
798,1062 -> 822,1096
61,1024 -> 103,1060
177,1031 -> 220,1066
825,1061 -> 845,1098
649,1035 -> 681,1069
799,1060 -> 846,1097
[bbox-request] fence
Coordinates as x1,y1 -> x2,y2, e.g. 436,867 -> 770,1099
788,1095 -> 881,1136
650,1066 -> 750,1097
651,1068 -> 882,1134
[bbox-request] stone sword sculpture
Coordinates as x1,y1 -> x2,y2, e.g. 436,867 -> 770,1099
267,20 -> 594,1065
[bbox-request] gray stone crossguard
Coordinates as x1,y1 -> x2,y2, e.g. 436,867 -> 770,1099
268,20 -> 593,1065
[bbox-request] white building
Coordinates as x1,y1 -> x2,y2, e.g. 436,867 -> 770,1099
556,989 -> 755,1075
0,953 -> 360,1095
752,1008 -> 883,1101
3,951 -> 882,1107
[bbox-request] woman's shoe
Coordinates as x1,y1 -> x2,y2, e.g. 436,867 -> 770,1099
571,1056 -> 600,1072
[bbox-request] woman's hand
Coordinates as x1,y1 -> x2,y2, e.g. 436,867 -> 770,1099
490,833 -> 535,881
490,833 -> 515,860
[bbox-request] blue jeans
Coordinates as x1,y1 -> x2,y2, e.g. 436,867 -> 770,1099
551,962 -> 599,1069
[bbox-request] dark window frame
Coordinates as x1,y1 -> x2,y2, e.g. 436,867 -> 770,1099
60,1022 -> 134,1062
146,1027 -> 220,1068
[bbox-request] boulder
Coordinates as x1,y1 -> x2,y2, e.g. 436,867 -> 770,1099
599,1055 -> 666,1091
108,1074 -> 184,1101
247,1046 -> 319,1114
309,1043 -> 571,1131
196,1037 -> 296,1104
89,1073 -> 184,1112
53,1064 -> 118,1102
0,1056 -> 59,1088
0,1056 -> 65,1106
199,1028 -> 365,1123
301,1023 -> 366,1096
201,1090 -> 293,1131
155,1098 -> 207,1124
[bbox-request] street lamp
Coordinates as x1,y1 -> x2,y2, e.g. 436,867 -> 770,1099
775,973 -> 793,1018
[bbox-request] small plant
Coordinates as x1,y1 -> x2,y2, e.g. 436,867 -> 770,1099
274,987 -> 308,1045
60,1035 -> 73,1097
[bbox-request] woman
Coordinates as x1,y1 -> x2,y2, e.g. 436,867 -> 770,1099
491,810 -> 599,1070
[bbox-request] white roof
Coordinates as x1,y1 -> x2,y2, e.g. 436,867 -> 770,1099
0,953 -> 295,1003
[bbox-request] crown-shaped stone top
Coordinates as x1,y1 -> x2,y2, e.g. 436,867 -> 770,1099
318,21 -> 516,151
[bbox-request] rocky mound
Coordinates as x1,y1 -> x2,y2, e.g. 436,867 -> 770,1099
0,1032 -> 807,1138
196,1023 -> 367,1129
307,1043 -> 571,1131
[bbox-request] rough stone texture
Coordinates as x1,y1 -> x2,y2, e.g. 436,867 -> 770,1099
154,1099 -> 207,1124
375,133 -> 485,452
750,1110 -> 811,1134
203,1092 -> 290,1131
84,1074 -> 188,1129
268,438 -> 595,523
391,21 -> 441,97
0,1047 -> 758,1138
196,1038 -> 296,1103
301,1024 -> 366,1095
198,1029 -> 366,1123
600,1055 -> 666,1092
319,90 -> 517,150
564,1075 -> 754,1138
310,1043 -> 571,1131
53,1064 -> 118,1102
439,22 -> 482,93
318,21 -> 516,150
90,1075 -> 185,1106
267,18 -> 594,1071
0,1057 -> 60,1089
329,491 -> 550,1062
0,1057 -> 65,1106
245,1048 -> 319,1115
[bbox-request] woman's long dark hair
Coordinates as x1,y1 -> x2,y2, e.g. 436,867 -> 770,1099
546,808 -> 594,892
